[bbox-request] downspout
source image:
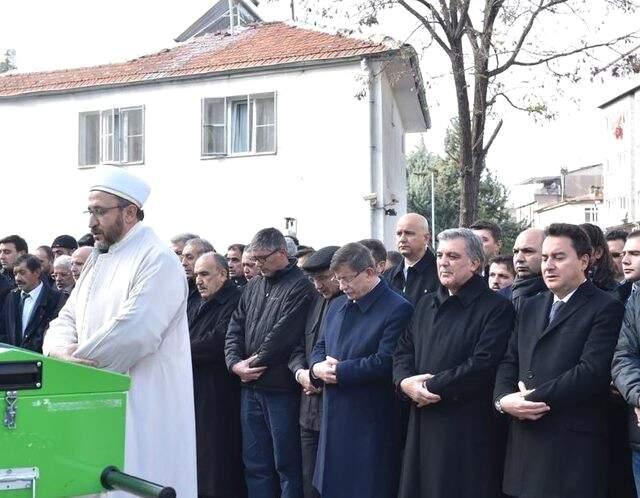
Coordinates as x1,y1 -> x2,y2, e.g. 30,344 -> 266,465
364,58 -> 383,241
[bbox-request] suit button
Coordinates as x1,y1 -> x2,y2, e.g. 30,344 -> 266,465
526,371 -> 534,380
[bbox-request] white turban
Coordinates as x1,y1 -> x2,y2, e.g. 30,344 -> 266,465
90,166 -> 151,208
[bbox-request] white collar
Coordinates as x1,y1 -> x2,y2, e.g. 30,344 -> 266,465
23,281 -> 43,301
553,279 -> 586,304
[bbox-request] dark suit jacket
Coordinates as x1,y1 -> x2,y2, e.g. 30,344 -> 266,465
0,283 -> 67,353
494,280 -> 624,498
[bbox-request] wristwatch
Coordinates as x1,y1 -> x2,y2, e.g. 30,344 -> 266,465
494,397 -> 504,414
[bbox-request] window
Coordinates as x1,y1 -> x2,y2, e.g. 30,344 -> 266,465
584,207 -> 598,223
78,106 -> 144,166
202,93 -> 276,157
79,112 -> 100,166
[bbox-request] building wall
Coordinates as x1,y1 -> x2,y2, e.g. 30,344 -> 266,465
535,201 -> 603,229
0,63 -> 409,249
602,92 -> 637,227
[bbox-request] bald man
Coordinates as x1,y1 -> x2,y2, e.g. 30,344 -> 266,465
499,228 -> 547,311
71,246 -> 93,281
384,213 -> 438,305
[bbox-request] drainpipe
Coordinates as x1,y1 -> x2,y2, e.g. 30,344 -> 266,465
364,58 -> 383,241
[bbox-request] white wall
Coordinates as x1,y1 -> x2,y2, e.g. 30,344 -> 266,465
601,93 -> 637,228
0,63 -> 411,251
535,202 -> 602,229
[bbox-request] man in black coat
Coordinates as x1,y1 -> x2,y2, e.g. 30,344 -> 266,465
288,246 -> 341,498
181,238 -> 215,323
499,228 -> 547,311
494,223 -> 625,498
384,213 -> 438,305
0,254 -> 66,353
393,228 -> 514,498
225,228 -> 315,498
189,252 -> 245,498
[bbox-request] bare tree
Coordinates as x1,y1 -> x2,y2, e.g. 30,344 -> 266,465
301,0 -> 639,225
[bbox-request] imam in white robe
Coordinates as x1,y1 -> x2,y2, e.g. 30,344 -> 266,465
43,223 -> 197,497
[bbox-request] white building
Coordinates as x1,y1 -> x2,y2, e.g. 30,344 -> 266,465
599,81 -> 640,230
513,164 -> 603,228
0,12 -> 429,249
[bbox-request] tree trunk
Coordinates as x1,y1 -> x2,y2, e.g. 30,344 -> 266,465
450,41 -> 476,227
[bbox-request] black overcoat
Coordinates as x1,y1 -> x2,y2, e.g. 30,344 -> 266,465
0,282 -> 66,353
383,249 -> 439,305
494,280 -> 624,498
393,274 -> 514,498
188,280 -> 245,497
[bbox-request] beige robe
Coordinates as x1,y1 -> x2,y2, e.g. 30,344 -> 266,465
44,223 -> 197,497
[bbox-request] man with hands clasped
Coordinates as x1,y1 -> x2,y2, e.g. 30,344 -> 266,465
309,243 -> 413,498
393,228 -> 514,498
494,223 -> 624,498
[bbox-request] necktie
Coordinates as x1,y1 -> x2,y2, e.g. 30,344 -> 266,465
548,300 -> 565,324
20,292 -> 31,335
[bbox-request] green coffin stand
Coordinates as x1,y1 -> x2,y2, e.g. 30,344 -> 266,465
0,345 -> 130,497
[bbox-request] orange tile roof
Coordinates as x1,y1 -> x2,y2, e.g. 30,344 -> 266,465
0,22 -> 393,98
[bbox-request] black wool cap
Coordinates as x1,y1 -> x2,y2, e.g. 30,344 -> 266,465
51,235 -> 79,250
302,246 -> 340,273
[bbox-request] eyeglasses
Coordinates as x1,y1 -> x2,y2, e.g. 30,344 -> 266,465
331,270 -> 363,285
251,249 -> 280,264
84,205 -> 125,217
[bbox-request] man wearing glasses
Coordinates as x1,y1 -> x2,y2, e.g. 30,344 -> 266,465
225,228 -> 315,498
309,242 -> 413,498
43,166 -> 197,497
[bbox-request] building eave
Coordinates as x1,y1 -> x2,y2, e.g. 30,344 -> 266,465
0,55 -> 383,101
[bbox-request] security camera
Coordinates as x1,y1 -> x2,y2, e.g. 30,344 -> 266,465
363,193 -> 378,204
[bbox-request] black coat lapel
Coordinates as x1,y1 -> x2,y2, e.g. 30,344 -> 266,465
538,282 -> 592,341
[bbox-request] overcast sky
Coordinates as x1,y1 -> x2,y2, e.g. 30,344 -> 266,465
2,0 -> 638,205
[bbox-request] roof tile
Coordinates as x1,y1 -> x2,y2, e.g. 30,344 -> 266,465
0,22 -> 391,97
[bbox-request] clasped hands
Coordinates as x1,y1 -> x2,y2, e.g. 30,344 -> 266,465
311,356 -> 339,385
500,381 -> 551,421
231,355 -> 267,383
400,373 -> 441,407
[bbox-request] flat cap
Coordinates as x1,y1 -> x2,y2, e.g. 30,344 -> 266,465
302,245 -> 340,273
51,235 -> 78,250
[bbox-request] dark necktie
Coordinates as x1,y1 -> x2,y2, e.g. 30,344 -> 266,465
549,300 -> 565,324
19,292 -> 30,335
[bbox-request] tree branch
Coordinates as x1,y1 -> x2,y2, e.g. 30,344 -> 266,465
592,40 -> 640,75
399,0 -> 452,54
511,31 -> 640,67
454,0 -> 472,39
488,0 -> 570,77
483,119 -> 503,156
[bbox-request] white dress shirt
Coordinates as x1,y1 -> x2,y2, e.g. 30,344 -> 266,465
21,281 -> 43,335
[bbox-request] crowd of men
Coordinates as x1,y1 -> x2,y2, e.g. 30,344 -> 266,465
6,176 -> 640,498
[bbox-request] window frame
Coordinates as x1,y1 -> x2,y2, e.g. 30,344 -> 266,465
78,105 -> 145,168
200,92 -> 277,159
78,111 -> 101,168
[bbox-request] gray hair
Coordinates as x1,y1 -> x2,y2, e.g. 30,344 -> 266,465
197,251 -> 229,277
170,233 -> 199,245
53,254 -> 73,271
330,242 -> 375,273
185,238 -> 216,255
437,228 -> 485,270
251,228 -> 286,253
